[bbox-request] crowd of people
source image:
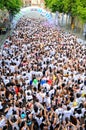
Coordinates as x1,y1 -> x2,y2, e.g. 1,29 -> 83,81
0,17 -> 86,130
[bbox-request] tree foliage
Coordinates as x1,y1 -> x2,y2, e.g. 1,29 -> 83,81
77,0 -> 86,22
44,0 -> 86,22
0,0 -> 23,15
0,0 -> 4,9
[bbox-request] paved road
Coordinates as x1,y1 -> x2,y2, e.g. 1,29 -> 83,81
0,7 -> 86,48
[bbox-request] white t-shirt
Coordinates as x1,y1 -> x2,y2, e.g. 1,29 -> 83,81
35,116 -> 43,126
0,102 -> 3,110
0,118 -> 6,128
63,109 -> 73,120
55,108 -> 64,115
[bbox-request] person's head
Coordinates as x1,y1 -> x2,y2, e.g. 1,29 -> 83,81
14,127 -> 17,130
69,125 -> 72,130
21,121 -> 25,128
11,116 -> 17,123
70,96 -> 74,102
76,93 -> 81,98
67,106 -> 71,111
70,115 -> 77,125
3,126 -> 8,130
34,105 -> 38,113
12,109 -> 16,115
27,92 -> 30,96
79,126 -> 83,130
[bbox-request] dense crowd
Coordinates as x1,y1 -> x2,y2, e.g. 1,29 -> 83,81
0,17 -> 86,130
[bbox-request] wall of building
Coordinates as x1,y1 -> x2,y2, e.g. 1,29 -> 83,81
22,0 -> 45,8
22,0 -> 31,6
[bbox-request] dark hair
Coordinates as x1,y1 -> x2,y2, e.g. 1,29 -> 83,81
79,103 -> 84,108
62,83 -> 65,87
33,119 -> 39,130
12,109 -> 16,115
84,80 -> 86,86
40,123 -> 44,130
65,117 -> 69,124
55,123 -> 60,128
76,93 -> 80,98
27,92 -> 30,96
20,121 -> 25,128
11,116 -> 17,123
67,106 -> 71,111
50,122 -> 54,130
70,116 -> 77,125
85,119 -> 86,124
84,111 -> 86,118
34,105 -> 38,113
3,126 -> 8,130
76,108 -> 82,114
70,96 -> 74,102
14,127 -> 17,130
79,126 -> 83,130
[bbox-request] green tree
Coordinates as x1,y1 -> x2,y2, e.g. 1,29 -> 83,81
51,0 -> 64,13
63,0 -> 84,26
44,0 -> 86,27
77,0 -> 86,23
0,0 -> 4,9
44,0 -> 52,8
0,0 -> 23,21
45,0 -> 64,12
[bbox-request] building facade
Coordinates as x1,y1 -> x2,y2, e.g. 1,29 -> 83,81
22,0 -> 45,8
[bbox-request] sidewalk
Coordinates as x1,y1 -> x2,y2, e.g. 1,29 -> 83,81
60,24 -> 86,45
0,29 -> 12,48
